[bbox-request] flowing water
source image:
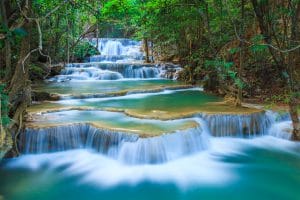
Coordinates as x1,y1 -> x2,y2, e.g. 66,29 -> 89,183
0,38 -> 299,200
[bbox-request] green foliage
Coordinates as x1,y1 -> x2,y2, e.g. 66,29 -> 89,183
0,85 -> 10,127
265,93 -> 291,105
73,41 -> 99,61
29,64 -> 46,79
229,47 -> 241,54
205,59 -> 245,89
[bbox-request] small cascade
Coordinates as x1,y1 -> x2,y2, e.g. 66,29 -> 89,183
49,63 -> 162,81
88,38 -> 144,62
20,124 -> 138,155
199,111 -> 274,137
124,65 -> 160,78
49,67 -> 124,82
268,121 -> 293,139
19,122 -> 209,164
47,38 -> 182,81
118,126 -> 209,164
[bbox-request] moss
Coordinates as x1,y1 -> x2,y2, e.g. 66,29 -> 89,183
29,63 -> 48,80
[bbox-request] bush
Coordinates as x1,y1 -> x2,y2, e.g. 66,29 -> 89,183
73,41 -> 99,62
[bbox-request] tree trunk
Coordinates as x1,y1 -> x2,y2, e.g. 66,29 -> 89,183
53,14 -> 61,61
66,16 -> 70,64
6,0 -> 32,156
251,0 -> 283,67
288,2 -> 300,140
0,0 -> 12,81
143,38 -> 150,63
236,0 -> 245,107
290,96 -> 300,140
8,24 -> 31,124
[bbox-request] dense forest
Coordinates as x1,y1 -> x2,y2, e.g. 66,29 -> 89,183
0,0 -> 299,155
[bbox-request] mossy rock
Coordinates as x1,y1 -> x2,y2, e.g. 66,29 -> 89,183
32,91 -> 60,101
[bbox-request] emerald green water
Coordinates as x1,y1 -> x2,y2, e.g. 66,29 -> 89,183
33,79 -> 182,95
29,88 -> 261,119
27,110 -> 197,135
78,90 -> 220,112
1,137 -> 300,200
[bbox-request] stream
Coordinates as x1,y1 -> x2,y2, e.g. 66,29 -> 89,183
0,38 -> 299,200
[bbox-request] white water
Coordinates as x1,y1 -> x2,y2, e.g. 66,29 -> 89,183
20,38 -> 297,166
48,38 -> 182,81
20,110 -> 293,165
21,119 -> 209,164
268,121 -> 293,139
200,111 -> 275,137
7,135 -> 300,188
89,38 -> 144,62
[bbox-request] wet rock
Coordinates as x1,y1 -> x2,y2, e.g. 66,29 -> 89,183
158,63 -> 182,79
50,63 -> 64,76
32,91 -> 60,101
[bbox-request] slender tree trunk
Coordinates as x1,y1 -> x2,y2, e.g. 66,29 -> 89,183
8,1 -> 32,151
53,14 -> 61,60
236,0 -> 245,107
96,23 -> 99,51
0,0 -> 12,81
288,3 -> 300,140
252,0 -> 300,138
289,96 -> 300,140
66,16 -> 70,64
144,38 -> 150,63
251,0 -> 283,67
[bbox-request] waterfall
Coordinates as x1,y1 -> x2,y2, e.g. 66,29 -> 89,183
88,38 -> 144,62
124,66 -> 160,78
199,111 -> 275,137
118,126 -> 209,164
20,124 -> 138,155
19,123 -> 209,164
268,121 -> 293,140
49,64 -> 162,81
47,38 -> 182,81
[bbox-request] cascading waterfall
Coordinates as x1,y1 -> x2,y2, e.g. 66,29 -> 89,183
49,64 -> 162,82
20,122 -> 209,164
88,38 -> 144,62
19,111 -> 285,164
198,111 -> 275,137
19,38 -> 291,167
20,124 -> 138,155
48,38 -> 166,81
118,126 -> 209,164
268,121 -> 293,139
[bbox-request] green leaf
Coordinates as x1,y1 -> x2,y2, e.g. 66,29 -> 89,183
250,44 -> 267,52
